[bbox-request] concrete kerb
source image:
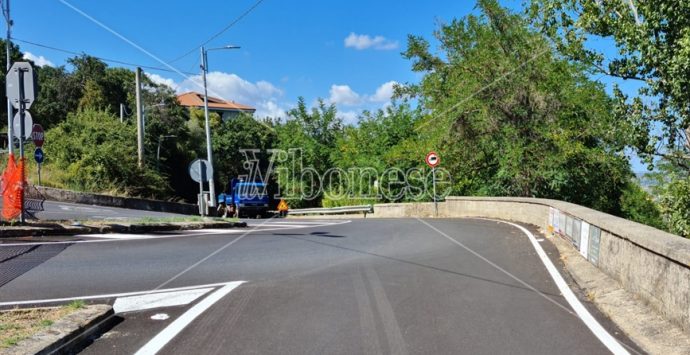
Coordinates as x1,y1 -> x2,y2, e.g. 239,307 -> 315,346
0,221 -> 247,238
2,305 -> 115,355
35,186 -> 199,215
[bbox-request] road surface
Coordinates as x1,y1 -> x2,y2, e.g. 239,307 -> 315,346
0,218 -> 641,354
31,200 -> 186,221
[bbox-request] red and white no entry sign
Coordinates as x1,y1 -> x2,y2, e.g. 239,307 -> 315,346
425,151 -> 440,168
31,124 -> 44,147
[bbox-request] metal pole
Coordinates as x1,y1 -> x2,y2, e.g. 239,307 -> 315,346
432,167 -> 438,217
5,0 -> 12,156
37,162 -> 41,186
17,67 -> 24,223
201,46 -> 216,208
120,103 -> 124,123
199,161 -> 206,216
135,67 -> 144,167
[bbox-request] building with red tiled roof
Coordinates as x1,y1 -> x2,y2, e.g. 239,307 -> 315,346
177,92 -> 256,121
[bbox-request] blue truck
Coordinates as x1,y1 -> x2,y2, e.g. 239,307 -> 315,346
217,178 -> 270,218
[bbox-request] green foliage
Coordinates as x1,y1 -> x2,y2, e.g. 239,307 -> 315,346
274,98 -> 343,207
400,0 -> 631,213
45,109 -> 168,198
67,300 -> 85,310
527,0 -> 690,170
619,181 -> 665,230
659,177 -> 690,237
212,113 -> 277,190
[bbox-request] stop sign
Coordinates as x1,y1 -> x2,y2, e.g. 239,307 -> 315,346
31,124 -> 44,147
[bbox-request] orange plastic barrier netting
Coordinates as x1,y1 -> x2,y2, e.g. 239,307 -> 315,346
1,154 -> 26,220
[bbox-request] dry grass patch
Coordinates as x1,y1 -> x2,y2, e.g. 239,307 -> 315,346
0,301 -> 83,349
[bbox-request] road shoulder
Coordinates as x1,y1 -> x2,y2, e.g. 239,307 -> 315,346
549,230 -> 690,354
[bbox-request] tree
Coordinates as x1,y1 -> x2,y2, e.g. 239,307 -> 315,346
331,102 -> 423,204
400,0 -> 632,213
528,0 -> 690,170
33,65 -> 82,129
274,98 -> 343,207
44,109 -> 167,198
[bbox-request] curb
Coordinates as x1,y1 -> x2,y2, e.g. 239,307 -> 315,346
3,305 -> 116,355
0,221 -> 248,239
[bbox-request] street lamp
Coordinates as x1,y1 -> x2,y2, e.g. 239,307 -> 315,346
156,135 -> 176,170
201,44 -> 240,208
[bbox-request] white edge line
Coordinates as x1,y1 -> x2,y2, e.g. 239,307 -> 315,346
135,281 -> 245,355
0,281 -> 245,307
494,219 -> 629,355
0,220 -> 353,247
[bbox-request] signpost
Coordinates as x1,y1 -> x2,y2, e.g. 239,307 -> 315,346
34,147 -> 43,185
31,124 -> 44,147
425,151 -> 441,217
6,61 -> 37,223
12,110 -> 32,140
189,159 -> 213,216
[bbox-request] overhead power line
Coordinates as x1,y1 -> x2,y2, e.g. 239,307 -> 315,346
13,37 -> 196,75
168,0 -> 265,64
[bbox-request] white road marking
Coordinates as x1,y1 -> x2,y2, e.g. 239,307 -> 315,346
0,220 -> 352,247
113,288 -> 213,313
79,234 -> 162,239
0,281 -> 241,307
246,223 -> 314,228
135,281 -> 244,355
151,313 -> 170,321
485,219 -> 630,355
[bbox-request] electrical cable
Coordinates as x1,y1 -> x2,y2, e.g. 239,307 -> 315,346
13,37 -> 196,75
167,0 -> 265,64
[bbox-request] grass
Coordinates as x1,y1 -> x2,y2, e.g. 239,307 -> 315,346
67,300 -> 85,310
0,304 -> 83,349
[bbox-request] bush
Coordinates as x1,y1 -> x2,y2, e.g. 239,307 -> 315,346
44,109 -> 168,198
619,181 -> 665,230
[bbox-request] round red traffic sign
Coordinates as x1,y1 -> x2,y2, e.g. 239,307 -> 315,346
425,151 -> 440,168
31,124 -> 44,147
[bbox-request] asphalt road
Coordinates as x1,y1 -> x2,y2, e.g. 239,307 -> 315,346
31,200 -> 186,221
0,218 -> 641,354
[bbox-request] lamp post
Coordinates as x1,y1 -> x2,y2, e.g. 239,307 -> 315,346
156,135 -> 176,170
200,45 -> 240,209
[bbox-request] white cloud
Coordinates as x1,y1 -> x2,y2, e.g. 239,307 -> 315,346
23,52 -> 54,67
146,73 -> 179,91
370,81 -> 398,102
338,110 -> 359,125
344,33 -> 399,51
176,71 -> 287,119
328,84 -> 361,106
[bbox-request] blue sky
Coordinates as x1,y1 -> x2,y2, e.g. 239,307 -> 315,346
9,0 -> 526,120
9,0 -> 647,171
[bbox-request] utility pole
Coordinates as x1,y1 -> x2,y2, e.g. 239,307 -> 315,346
200,46 -> 216,208
4,0 -> 12,155
120,103 -> 124,123
135,67 -> 144,167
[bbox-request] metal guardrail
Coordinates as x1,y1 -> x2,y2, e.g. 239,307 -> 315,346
288,205 -> 373,216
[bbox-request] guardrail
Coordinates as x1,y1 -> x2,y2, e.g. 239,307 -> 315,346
288,205 -> 373,217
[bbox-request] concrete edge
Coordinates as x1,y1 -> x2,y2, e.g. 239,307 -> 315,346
548,230 -> 690,355
5,305 -> 115,355
0,221 -> 248,238
35,186 -> 198,215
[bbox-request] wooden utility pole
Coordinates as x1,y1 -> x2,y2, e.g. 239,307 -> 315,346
135,67 -> 144,167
